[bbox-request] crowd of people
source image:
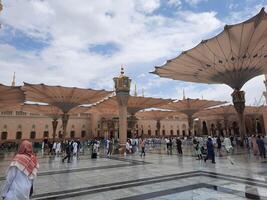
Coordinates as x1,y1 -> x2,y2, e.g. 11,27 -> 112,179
1,134 -> 267,199
41,139 -> 82,163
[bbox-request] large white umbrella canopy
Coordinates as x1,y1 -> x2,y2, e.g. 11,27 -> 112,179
152,8 -> 267,138
0,84 -> 25,108
152,8 -> 267,90
22,83 -> 113,138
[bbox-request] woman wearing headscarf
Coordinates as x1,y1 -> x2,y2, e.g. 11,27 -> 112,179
1,140 -> 39,200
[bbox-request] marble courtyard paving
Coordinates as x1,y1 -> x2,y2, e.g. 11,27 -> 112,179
0,148 -> 267,199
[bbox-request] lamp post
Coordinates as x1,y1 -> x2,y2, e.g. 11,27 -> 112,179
113,66 -> 131,153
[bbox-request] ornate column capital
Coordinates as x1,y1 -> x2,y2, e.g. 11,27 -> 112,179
231,90 -> 245,114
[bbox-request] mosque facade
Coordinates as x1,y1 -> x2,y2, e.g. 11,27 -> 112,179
0,74 -> 267,143
0,107 -> 266,143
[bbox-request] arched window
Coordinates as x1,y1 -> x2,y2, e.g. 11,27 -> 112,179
170,130 -> 173,136
148,130 -> 151,136
30,131 -> 36,139
162,130 -> 166,136
58,131 -> 63,139
1,132 -> 7,140
16,131 -> 22,140
70,130 -> 75,138
17,124 -> 22,130
2,124 -> 8,140
202,121 -> 208,135
43,131 -> 49,138
81,130 -> 86,138
16,125 -> 22,139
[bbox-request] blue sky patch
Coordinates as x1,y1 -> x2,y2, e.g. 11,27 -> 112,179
88,42 -> 120,56
0,26 -> 49,51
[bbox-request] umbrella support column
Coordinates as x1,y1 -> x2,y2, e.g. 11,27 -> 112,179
188,115 -> 193,136
62,113 -> 69,139
232,90 -> 246,142
223,115 -> 229,137
52,118 -> 58,140
117,96 -> 129,154
156,120 -> 161,137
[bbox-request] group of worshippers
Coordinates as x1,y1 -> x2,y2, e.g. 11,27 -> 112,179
162,137 -> 183,155
165,138 -> 173,155
124,138 -> 146,157
249,135 -> 266,158
125,138 -> 142,154
61,140 -> 82,163
91,139 -> 100,159
1,140 -> 39,200
173,136 -> 236,164
191,136 -> 222,164
41,139 -> 61,155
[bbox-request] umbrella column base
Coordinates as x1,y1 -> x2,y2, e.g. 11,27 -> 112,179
118,144 -> 126,155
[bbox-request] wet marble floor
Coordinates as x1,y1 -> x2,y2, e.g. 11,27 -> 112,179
0,146 -> 267,199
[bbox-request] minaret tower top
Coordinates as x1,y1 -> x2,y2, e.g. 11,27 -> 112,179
134,84 -> 137,96
183,89 -> 186,100
11,72 -> 16,86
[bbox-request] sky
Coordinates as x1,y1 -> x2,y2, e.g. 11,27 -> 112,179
0,0 -> 267,105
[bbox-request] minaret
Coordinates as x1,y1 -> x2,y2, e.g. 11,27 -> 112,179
263,74 -> 267,104
134,84 -> 137,96
142,88 -> 144,97
113,66 -> 131,153
183,89 -> 186,100
11,72 -> 16,86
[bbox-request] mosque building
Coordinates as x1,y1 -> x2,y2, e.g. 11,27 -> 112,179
0,73 -> 266,144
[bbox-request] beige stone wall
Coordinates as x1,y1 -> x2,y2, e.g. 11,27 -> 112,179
0,112 -> 91,142
198,111 -> 267,136
137,117 -> 188,136
260,107 -> 267,134
2,106 -> 267,142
